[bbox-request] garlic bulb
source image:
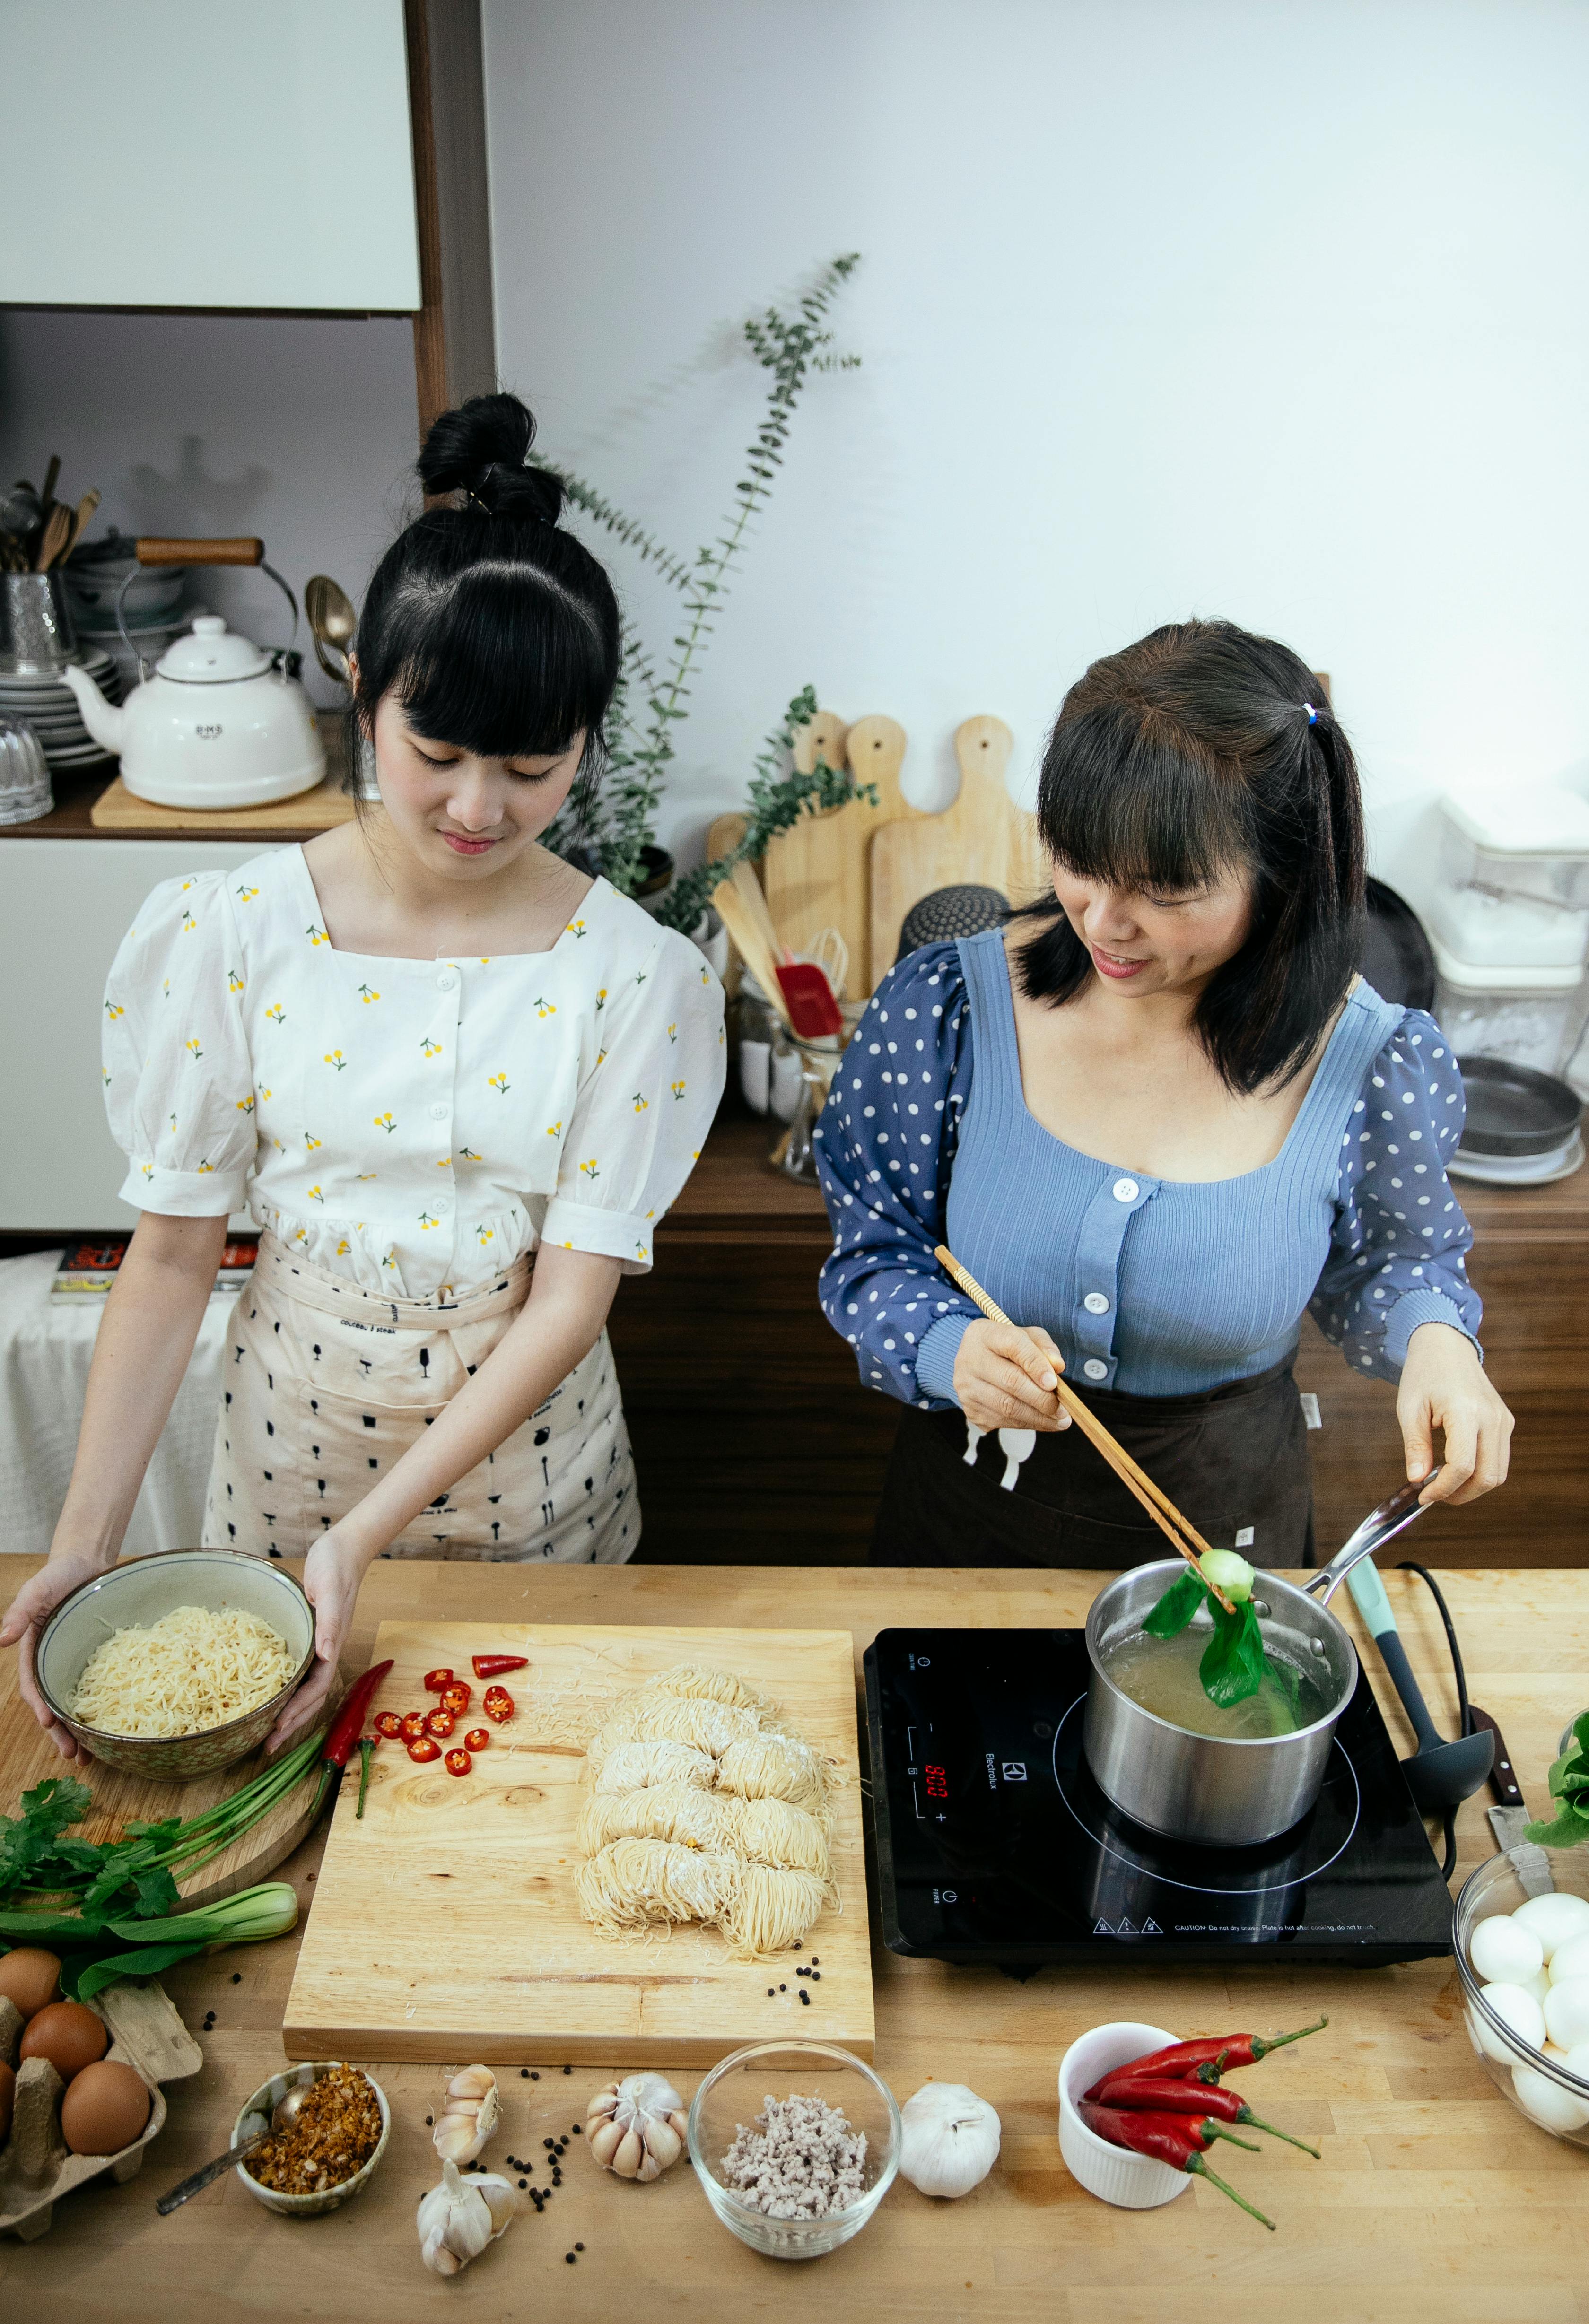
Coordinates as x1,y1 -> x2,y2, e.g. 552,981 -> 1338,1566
417,2157 -> 516,2275
585,2071 -> 688,2182
433,2063 -> 500,2164
898,2082 -> 1000,2198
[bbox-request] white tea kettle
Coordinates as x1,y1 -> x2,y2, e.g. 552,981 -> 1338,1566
61,535 -> 325,810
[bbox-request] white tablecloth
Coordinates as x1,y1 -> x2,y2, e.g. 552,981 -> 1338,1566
0,1252 -> 228,1558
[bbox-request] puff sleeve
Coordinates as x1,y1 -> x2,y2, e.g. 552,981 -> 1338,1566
1308,1010 -> 1483,1382
539,926 -> 725,1271
102,870 -> 258,1216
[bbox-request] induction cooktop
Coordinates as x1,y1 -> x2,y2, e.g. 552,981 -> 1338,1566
864,1628 -> 1455,1968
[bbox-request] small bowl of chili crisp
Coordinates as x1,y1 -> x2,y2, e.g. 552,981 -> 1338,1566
1058,2021 -> 1191,2210
233,2061 -> 391,2217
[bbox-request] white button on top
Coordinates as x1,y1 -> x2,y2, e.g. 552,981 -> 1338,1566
1112,1176 -> 1140,1202
1083,1291 -> 1110,1315
1083,1358 -> 1109,1380
436,971 -> 457,992
429,1102 -> 449,1122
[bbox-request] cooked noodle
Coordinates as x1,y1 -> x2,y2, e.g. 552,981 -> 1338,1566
68,1603 -> 296,1737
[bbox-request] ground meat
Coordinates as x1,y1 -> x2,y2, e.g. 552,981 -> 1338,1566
244,2065 -> 382,2196
719,2092 -> 868,2219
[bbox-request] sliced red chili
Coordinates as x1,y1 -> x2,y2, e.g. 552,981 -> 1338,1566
482,1685 -> 514,1724
424,1707 -> 456,1741
407,1736 -> 442,1763
400,1711 -> 428,1741
423,1667 -> 454,1693
373,1711 -> 403,1740
471,1654 -> 529,1679
440,1680 -> 472,1715
463,1728 -> 489,1752
445,1747 -> 472,1777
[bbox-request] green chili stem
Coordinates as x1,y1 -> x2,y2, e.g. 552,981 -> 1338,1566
1188,2156 -> 1275,2229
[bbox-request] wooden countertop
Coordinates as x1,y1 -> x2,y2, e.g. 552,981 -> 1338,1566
1,1557 -> 1583,2320
0,769 -> 345,845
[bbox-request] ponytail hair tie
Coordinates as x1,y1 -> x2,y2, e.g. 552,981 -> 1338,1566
1303,701 -> 1318,725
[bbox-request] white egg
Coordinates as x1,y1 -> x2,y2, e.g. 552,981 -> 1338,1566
1520,1967 -> 1553,2008
1475,1981 -> 1547,2059
1511,1892 -> 1589,1961
1511,2062 -> 1589,2133
1469,1915 -> 1545,1986
1543,1978 -> 1589,2049
1548,1932 -> 1589,1987
1563,2040 -> 1589,2081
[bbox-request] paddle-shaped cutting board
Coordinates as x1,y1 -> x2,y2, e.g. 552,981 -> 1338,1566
869,715 -> 1049,977
764,713 -> 911,997
283,1623 -> 872,2066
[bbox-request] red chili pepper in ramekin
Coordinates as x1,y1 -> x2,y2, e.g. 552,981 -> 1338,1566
407,1736 -> 442,1763
440,1680 -> 472,1716
463,1728 -> 489,1752
471,1654 -> 528,1679
482,1685 -> 514,1724
1086,2015 -> 1327,2098
1078,2103 -> 1275,2228
1092,2075 -> 1320,2155
445,1747 -> 472,1777
424,1707 -> 456,1741
424,1667 -> 454,1693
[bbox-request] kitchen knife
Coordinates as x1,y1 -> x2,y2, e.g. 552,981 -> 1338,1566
1469,1703 -> 1554,1897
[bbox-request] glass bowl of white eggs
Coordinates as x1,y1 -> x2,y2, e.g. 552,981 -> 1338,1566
1454,1842 -> 1589,2140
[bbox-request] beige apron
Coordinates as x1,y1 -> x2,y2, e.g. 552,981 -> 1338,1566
201,1233 -> 638,1564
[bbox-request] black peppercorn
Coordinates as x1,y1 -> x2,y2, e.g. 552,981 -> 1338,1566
812,1971 -> 821,1980
563,2064 -> 572,2075
566,2251 -> 576,2264
521,2067 -> 531,2078
800,1989 -> 811,2004
531,2070 -> 540,2079
231,1972 -> 242,1984
573,2123 -> 582,2134
575,2241 -> 585,2251
519,2178 -> 527,2189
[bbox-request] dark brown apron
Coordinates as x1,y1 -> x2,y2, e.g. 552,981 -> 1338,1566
870,1357 -> 1315,1570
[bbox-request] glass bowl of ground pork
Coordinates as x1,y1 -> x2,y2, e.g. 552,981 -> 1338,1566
688,2040 -> 901,2258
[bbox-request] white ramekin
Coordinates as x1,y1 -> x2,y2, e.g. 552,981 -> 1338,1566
1057,2020 -> 1191,2209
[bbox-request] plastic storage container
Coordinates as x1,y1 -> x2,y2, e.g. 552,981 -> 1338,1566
1432,787 -> 1589,969
1432,935 -> 1588,1077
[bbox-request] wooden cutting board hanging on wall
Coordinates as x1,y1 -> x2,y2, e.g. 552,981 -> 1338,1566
763,712 -> 910,998
870,715 -> 1048,978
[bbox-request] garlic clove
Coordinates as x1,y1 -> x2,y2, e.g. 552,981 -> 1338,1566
432,2063 -> 500,2164
588,2116 -> 627,2167
417,2156 -> 516,2275
646,2117 -> 682,2173
613,2124 -> 646,2178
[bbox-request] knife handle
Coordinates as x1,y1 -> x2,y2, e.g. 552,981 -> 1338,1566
1469,1705 -> 1524,1808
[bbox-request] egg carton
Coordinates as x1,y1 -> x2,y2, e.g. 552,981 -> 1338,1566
0,1979 -> 200,2240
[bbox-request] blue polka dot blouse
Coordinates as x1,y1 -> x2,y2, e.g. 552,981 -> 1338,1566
814,931 -> 1481,1410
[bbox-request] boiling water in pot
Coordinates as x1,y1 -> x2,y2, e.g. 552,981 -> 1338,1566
1101,1623 -> 1333,1741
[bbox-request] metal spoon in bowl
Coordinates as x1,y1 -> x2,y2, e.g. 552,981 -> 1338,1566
305,573 -> 357,685
155,2081 -> 310,2214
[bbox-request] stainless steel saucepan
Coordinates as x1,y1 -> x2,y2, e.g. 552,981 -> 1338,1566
1082,1474 -> 1436,1847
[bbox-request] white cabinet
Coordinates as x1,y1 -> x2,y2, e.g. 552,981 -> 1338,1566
0,1 -> 421,313
0,838 -> 276,1230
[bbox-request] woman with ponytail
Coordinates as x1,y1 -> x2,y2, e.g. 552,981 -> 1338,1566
817,619 -> 1511,1567
5,395 -> 725,1753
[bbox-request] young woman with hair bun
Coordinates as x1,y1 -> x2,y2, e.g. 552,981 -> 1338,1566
5,394 -> 725,1752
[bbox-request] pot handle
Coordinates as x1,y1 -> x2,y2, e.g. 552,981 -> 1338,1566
1303,1469 -> 1440,1604
115,540 -> 298,681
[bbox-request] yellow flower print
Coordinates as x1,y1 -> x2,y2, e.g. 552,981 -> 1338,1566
475,1224 -> 494,1244
420,1036 -> 442,1057
565,917 -> 588,939
671,1079 -> 687,1101
184,1036 -> 203,1061
102,1068 -> 111,1086
436,1156 -> 451,1169
545,1121 -> 561,1138
197,1159 -> 214,1175
324,1049 -> 347,1071
336,1238 -> 350,1254
140,1162 -> 153,1181
595,987 -> 607,1012
596,1045 -> 609,1066
667,1022 -> 678,1043
699,963 -> 710,984
236,883 -> 259,902
259,1086 -> 271,1101
631,1091 -> 649,1113
304,1132 -> 323,1151
266,1003 -> 286,1027
373,1112 -> 397,1133
307,1184 -> 325,1203
488,1072 -> 510,1096
418,1210 -> 439,1230
295,1227 -> 309,1245
533,996 -> 556,1018
180,879 -> 197,893
358,982 -> 381,1004
168,1111 -> 178,1133
460,1146 -> 481,1161
306,922 -> 329,946
227,966 -> 244,992
356,1171 -> 377,1181
579,1158 -> 601,1184
162,978 -> 170,998
633,967 -> 649,987
382,1249 -> 398,1270
179,909 -> 198,935
478,957 -> 491,966
635,1239 -> 649,1262
236,1096 -> 255,1115
104,1000 -> 124,1020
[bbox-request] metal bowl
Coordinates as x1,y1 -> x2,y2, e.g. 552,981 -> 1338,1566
34,1549 -> 315,1781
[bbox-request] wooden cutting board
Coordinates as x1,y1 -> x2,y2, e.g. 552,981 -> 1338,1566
764,713 -> 912,997
90,770 -> 354,833
283,1622 -> 872,2066
869,714 -> 1048,975
0,1649 -> 325,1908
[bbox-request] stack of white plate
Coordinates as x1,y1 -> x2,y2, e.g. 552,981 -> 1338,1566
0,646 -> 122,770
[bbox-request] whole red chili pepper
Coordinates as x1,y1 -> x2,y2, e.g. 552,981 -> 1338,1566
471,1654 -> 528,1678
1078,2102 -> 1275,2229
1084,2014 -> 1327,2098
313,1660 -> 394,1809
1094,2074 -> 1320,2156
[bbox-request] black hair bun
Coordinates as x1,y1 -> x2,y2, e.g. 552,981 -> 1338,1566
418,391 -> 565,524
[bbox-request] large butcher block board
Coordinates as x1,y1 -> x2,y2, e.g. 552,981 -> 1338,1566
283,1623 -> 872,2066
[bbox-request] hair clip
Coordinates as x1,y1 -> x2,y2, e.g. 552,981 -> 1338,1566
1303,702 -> 1318,725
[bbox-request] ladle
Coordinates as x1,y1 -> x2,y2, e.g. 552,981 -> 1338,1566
1345,1555 -> 1494,1811
305,572 -> 357,685
156,2080 -> 310,2214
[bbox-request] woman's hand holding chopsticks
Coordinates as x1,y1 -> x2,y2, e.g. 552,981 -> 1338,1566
953,1320 -> 1074,1434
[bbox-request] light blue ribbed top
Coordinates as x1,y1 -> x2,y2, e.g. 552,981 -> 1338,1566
814,932 -> 1480,1407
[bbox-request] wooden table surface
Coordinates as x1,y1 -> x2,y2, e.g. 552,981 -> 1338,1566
1,1558 -> 1585,2323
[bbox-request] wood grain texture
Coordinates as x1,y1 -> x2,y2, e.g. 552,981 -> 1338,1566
1,1556 -> 1583,2319
869,716 -> 1049,978
88,772 -> 353,834
765,713 -> 910,996
405,0 -> 497,443
283,1622 -> 871,2065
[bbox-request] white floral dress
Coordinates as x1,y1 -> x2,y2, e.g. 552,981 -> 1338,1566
102,845 -> 725,1563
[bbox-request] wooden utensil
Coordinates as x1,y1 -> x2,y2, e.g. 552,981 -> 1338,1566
933,1241 -> 1235,1610
870,714 -> 1049,976
34,504 -> 71,571
730,854 -> 785,966
711,875 -> 793,1026
65,488 -> 100,561
764,711 -> 911,997
38,453 -> 61,515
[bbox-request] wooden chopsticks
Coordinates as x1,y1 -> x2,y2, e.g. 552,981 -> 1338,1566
933,1243 -> 1237,1614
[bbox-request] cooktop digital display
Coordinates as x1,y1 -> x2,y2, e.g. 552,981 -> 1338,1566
864,1628 -> 1455,1967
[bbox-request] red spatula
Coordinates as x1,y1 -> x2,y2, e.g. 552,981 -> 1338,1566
775,959 -> 844,1038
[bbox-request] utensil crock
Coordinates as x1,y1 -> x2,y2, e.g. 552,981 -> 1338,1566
0,570 -> 79,671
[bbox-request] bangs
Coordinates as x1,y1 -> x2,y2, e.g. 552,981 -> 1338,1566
1038,707 -> 1252,897
382,562 -> 612,761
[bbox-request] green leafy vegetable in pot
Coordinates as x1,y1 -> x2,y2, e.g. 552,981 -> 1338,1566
1141,1563 -> 1274,1710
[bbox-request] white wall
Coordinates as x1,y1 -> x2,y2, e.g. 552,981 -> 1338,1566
483,0 -> 1589,910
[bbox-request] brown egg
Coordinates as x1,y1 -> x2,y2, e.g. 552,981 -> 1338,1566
0,1947 -> 61,2019
21,1999 -> 109,2083
0,2059 -> 14,2143
61,2058 -> 151,2156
